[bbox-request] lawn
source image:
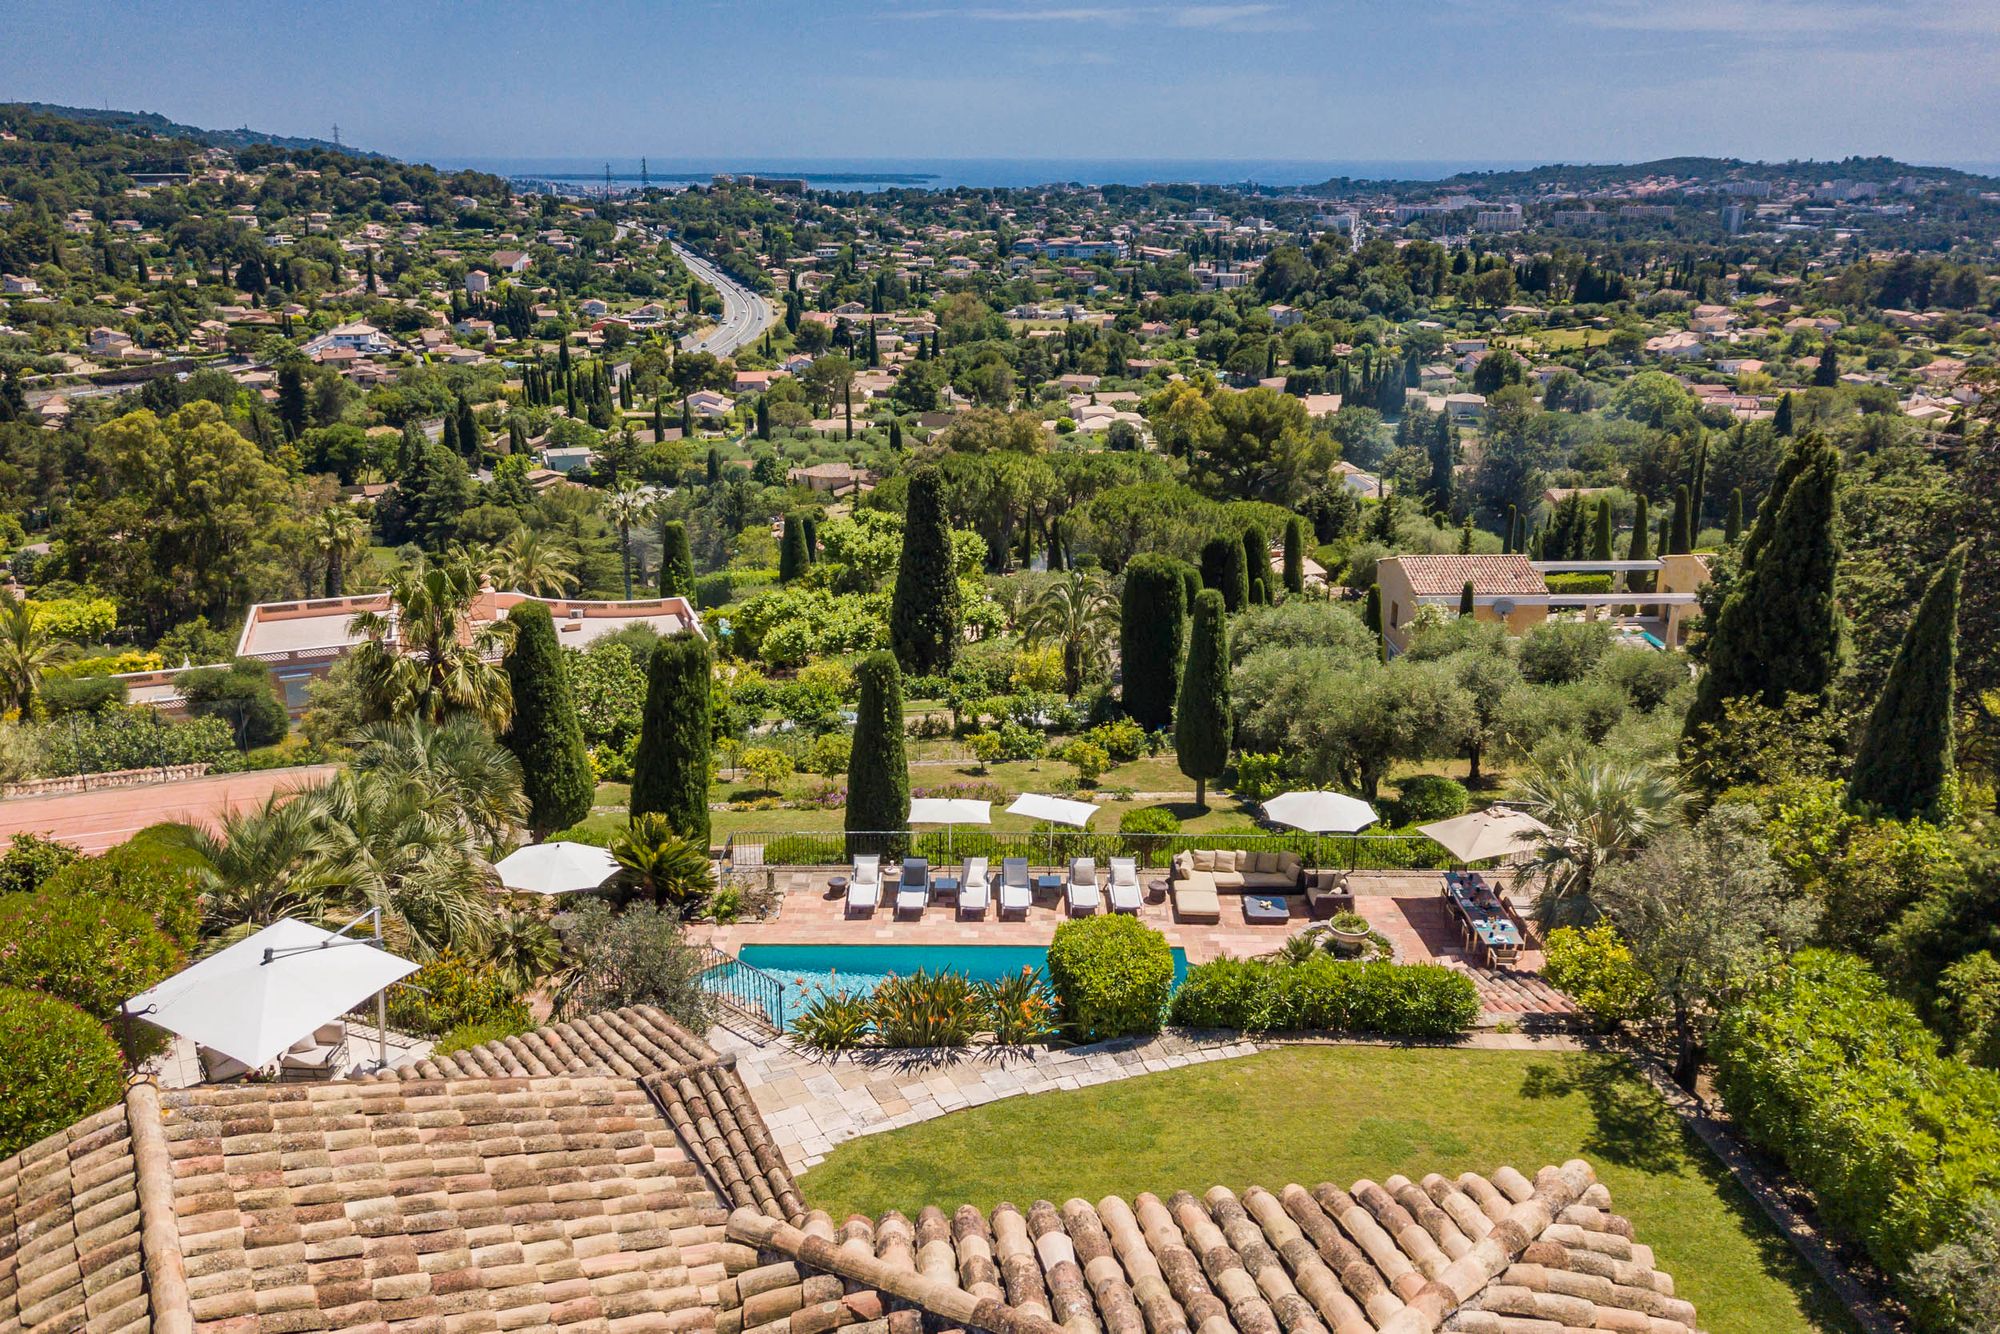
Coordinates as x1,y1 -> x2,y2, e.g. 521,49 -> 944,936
798,1047 -> 1854,1334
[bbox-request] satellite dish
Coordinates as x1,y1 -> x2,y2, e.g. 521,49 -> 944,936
1492,599 -> 1515,616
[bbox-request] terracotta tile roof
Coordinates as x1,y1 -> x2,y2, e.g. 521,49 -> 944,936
0,1102 -> 150,1334
721,1159 -> 1702,1334
1390,555 -> 1549,599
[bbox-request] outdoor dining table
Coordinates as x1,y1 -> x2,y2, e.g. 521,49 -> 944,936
1446,875 -> 1523,964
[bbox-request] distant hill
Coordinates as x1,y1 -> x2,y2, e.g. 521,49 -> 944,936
1304,155 -> 1999,195
6,102 -> 380,158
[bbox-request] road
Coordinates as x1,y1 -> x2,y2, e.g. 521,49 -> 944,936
673,242 -> 778,359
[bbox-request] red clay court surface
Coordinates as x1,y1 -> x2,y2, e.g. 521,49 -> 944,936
0,766 -> 337,854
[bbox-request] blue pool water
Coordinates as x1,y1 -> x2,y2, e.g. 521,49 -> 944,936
737,943 -> 1191,1005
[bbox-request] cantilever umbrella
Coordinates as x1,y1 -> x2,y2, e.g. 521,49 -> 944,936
124,916 -> 418,1072
907,797 -> 992,858
1007,792 -> 1099,828
494,840 -> 620,895
1262,790 -> 1378,833
1417,807 -> 1553,866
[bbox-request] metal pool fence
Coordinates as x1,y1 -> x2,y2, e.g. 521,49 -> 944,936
722,828 -> 1449,872
696,944 -> 791,1032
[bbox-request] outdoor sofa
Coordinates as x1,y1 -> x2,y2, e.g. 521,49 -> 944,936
1170,848 -> 1304,922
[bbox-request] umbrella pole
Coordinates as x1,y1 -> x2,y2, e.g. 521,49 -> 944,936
372,908 -> 389,1072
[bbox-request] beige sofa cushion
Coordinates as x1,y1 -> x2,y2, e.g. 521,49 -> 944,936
1252,851 -> 1277,874
1174,851 -> 1194,877
1192,848 -> 1216,872
1173,882 -> 1221,921
1211,870 -> 1246,889
1277,851 -> 1302,878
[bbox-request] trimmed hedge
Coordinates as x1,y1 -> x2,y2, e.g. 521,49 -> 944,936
39,842 -> 203,950
1711,949 -> 2000,1330
1046,915 -> 1174,1040
0,987 -> 126,1161
1168,956 -> 1480,1038
0,892 -> 183,1033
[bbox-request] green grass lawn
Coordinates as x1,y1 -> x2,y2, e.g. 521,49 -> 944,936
799,1048 -> 1854,1334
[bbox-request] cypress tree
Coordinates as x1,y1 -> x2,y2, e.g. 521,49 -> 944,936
755,396 -> 769,440
1626,495 -> 1653,594
889,467 -> 959,673
441,411 -> 460,458
845,651 -> 909,848
1590,497 -> 1614,561
1773,392 -> 1795,437
1814,340 -> 1839,387
888,417 -> 904,451
1459,517 -> 1475,554
501,602 -> 594,838
1241,524 -> 1269,604
1682,437 -> 1845,748
1281,517 -> 1306,595
1364,584 -> 1382,635
801,513 -> 818,564
1174,590 -> 1232,811
1459,580 -> 1475,618
1199,535 -> 1248,612
706,446 -> 721,485
653,398 -> 666,438
1689,437 -> 1709,532
778,513 -> 809,583
1668,486 -> 1691,555
1119,553 -> 1187,731
658,520 -> 693,598
1502,504 -> 1518,554
1178,562 -> 1201,618
1847,547 -> 1963,821
1725,489 -> 1744,544
630,631 -> 712,847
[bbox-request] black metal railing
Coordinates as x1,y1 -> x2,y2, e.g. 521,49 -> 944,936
697,945 -> 790,1033
724,828 -> 1450,873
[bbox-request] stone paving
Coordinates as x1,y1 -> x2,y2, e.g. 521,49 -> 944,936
709,1023 -> 1265,1173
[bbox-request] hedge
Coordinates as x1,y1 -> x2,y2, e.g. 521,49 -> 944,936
0,987 -> 127,1161
1168,956 -> 1480,1038
1711,949 -> 2000,1330
0,892 -> 183,1034
1045,915 -> 1174,1040
39,841 -> 203,950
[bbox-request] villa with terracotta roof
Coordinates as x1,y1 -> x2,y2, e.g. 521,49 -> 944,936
1375,553 -> 1710,654
1,1005 -> 1706,1334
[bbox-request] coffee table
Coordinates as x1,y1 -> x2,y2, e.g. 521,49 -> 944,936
1243,893 -> 1290,923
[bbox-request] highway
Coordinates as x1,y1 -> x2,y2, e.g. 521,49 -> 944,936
672,242 -> 777,358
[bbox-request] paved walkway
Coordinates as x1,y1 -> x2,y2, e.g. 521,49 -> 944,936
0,764 -> 336,852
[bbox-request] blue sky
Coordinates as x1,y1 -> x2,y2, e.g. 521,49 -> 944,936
8,0 -> 1999,166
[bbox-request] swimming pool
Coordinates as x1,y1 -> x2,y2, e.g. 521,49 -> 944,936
732,942 -> 1191,1008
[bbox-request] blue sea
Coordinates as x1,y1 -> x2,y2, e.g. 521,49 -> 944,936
433,155 -> 1545,193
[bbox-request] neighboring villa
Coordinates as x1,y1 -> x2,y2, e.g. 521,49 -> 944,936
1375,552 -> 1710,653
233,589 -> 705,709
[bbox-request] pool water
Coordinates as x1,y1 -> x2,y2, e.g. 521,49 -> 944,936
737,942 -> 1192,1005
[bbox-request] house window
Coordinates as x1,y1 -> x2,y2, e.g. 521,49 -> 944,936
1390,603 -> 1400,628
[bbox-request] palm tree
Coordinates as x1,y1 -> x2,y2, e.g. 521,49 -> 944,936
487,910 -> 563,991
0,597 -> 70,716
603,481 -> 650,600
348,553 -> 514,731
163,794 -> 337,942
487,528 -> 577,597
611,813 -> 714,909
347,717 -> 527,854
1021,570 -> 1117,696
312,505 -> 368,598
1512,753 -> 1684,927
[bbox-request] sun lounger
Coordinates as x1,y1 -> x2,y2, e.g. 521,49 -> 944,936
279,1021 -> 348,1080
999,857 -> 1032,916
958,858 -> 990,917
1107,857 -> 1142,913
1066,858 -> 1100,914
198,1045 -> 252,1083
848,854 -> 881,914
896,858 -> 930,915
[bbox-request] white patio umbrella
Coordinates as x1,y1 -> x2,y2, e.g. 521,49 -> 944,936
1417,807 -> 1553,865
124,916 -> 418,1073
494,840 -> 621,895
907,797 -> 992,859
1007,792 -> 1099,827
1262,790 -> 1379,833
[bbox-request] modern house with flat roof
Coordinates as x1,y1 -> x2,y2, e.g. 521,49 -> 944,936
235,589 -> 704,709
1375,552 -> 1709,653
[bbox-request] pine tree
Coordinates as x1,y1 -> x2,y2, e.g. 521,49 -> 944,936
658,520 -> 693,598
1590,497 -> 1614,560
1240,524 -> 1269,604
1120,553 -> 1187,731
501,602 -> 594,838
845,651 -> 909,848
1459,580 -> 1475,618
1281,517 -> 1306,595
630,631 -> 712,847
1773,392 -> 1794,437
778,514 -> 809,583
1847,547 -> 1963,820
1174,590 -> 1232,811
1200,535 -> 1248,612
889,467 -> 959,673
1668,486 -> 1691,554
1682,437 -> 1845,749
1725,489 -> 1744,544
